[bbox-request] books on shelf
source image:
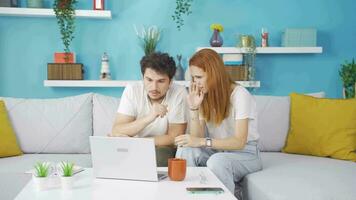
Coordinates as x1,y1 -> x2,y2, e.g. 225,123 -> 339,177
225,65 -> 249,81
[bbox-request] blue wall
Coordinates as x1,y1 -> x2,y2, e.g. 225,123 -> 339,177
0,0 -> 355,98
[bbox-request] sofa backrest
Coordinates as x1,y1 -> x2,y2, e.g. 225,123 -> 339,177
255,92 -> 325,152
92,93 -> 120,137
1,92 -> 325,154
0,93 -> 93,154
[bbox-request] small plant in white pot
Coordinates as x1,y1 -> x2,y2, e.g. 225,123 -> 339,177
33,162 -> 50,191
60,161 -> 75,190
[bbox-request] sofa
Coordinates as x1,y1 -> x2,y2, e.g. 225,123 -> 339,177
0,92 -> 355,200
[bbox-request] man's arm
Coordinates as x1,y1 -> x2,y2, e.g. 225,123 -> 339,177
111,113 -> 156,137
153,123 -> 187,146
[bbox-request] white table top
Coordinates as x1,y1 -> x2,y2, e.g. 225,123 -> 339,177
15,167 -> 237,200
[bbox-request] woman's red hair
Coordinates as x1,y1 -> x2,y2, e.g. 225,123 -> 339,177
189,49 -> 234,125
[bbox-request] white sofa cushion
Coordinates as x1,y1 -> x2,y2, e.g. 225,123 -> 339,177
255,92 -> 325,152
243,152 -> 356,200
0,93 -> 93,153
93,94 -> 120,137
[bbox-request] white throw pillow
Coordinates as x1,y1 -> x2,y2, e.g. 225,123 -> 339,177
92,94 -> 120,137
0,93 -> 93,153
255,92 -> 325,152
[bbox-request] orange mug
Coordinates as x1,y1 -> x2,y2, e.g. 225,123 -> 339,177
168,158 -> 186,181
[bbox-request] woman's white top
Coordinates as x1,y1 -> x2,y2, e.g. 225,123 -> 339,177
204,86 -> 259,142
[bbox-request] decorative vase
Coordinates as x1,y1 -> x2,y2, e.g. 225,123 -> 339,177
210,29 -> 223,47
174,55 -> 184,80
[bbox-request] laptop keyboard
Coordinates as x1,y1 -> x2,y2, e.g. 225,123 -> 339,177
157,171 -> 168,180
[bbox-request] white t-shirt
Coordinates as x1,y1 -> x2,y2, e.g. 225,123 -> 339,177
117,82 -> 188,137
204,86 -> 259,142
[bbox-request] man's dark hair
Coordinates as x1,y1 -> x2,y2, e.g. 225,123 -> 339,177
140,52 -> 176,80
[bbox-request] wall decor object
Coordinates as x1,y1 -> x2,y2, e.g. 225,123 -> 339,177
261,27 -> 269,47
27,0 -> 43,8
100,52 -> 111,80
282,28 -> 317,47
47,63 -> 83,80
174,54 -> 184,80
238,34 -> 257,81
210,24 -> 224,47
0,0 -> 18,7
93,0 -> 104,10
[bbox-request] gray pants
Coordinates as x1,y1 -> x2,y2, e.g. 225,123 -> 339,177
176,141 -> 262,194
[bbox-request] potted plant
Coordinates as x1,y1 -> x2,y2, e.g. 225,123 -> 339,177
53,0 -> 77,63
60,161 -> 75,189
33,162 -> 50,190
172,0 -> 193,31
339,58 -> 356,98
238,34 -> 257,81
134,25 -> 161,56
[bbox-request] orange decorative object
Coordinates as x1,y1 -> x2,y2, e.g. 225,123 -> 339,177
54,52 -> 75,63
168,158 -> 186,181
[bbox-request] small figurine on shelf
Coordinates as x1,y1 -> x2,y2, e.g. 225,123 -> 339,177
261,28 -> 269,47
100,52 -> 111,80
174,54 -> 184,80
93,0 -> 105,10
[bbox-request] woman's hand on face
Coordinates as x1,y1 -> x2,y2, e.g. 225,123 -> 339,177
187,82 -> 204,110
174,134 -> 203,148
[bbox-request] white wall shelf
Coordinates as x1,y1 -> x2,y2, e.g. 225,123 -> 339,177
44,80 -> 261,88
197,47 -> 323,54
0,7 -> 111,19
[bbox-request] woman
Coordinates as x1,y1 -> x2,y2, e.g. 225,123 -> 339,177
175,49 -> 262,197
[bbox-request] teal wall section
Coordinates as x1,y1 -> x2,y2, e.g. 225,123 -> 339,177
0,0 -> 355,98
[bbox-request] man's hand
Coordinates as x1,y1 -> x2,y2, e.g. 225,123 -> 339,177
150,103 -> 168,119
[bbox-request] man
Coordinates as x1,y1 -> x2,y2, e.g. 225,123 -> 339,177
111,52 -> 187,166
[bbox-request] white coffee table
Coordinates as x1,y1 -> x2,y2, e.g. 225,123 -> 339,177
15,167 -> 237,200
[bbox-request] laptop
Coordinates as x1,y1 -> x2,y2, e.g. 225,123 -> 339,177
89,136 -> 168,182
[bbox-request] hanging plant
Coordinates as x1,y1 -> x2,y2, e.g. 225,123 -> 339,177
172,0 -> 193,31
53,0 -> 77,56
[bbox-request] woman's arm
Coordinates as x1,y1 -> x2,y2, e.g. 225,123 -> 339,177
175,118 -> 248,150
189,109 -> 205,138
209,118 -> 248,150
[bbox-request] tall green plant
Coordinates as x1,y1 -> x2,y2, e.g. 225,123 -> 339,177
134,25 -> 161,56
339,59 -> 356,98
172,0 -> 193,31
53,0 -> 77,55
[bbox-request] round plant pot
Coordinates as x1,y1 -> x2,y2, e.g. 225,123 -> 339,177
32,175 -> 49,191
61,176 -> 74,190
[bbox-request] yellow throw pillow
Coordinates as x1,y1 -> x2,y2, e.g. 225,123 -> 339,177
283,93 -> 356,162
0,100 -> 23,157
